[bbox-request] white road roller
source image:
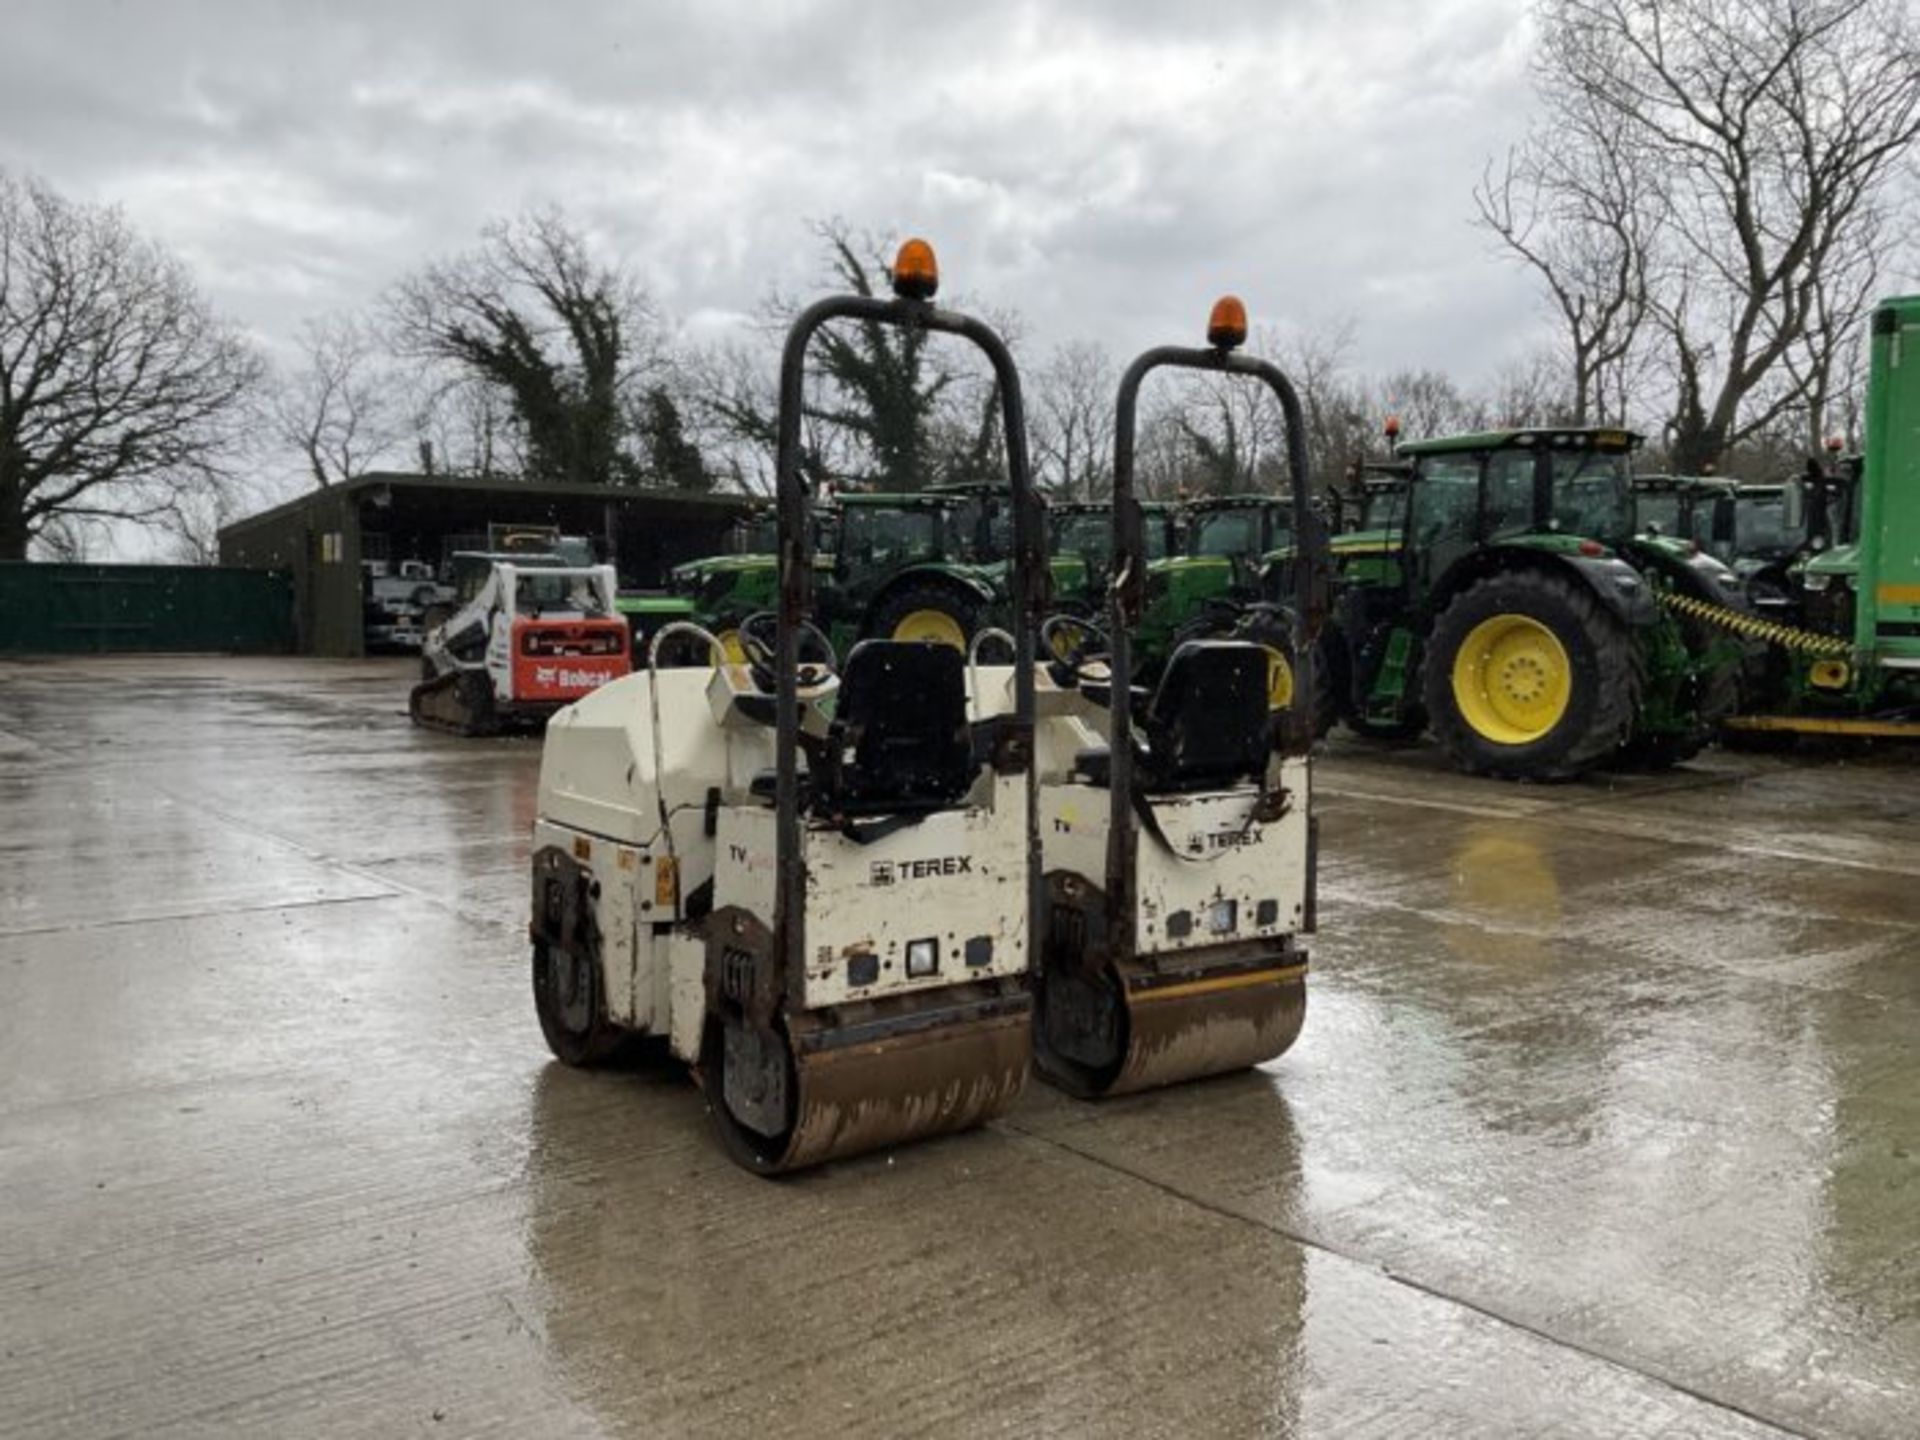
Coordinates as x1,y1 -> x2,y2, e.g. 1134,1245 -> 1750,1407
1024,298 -> 1331,1097
526,240 -> 1049,1174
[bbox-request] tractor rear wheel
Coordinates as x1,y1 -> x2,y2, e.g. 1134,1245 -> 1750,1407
1424,570 -> 1636,781
868,581 -> 981,650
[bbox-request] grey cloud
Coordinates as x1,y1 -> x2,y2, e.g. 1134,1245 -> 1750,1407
0,0 -> 1551,407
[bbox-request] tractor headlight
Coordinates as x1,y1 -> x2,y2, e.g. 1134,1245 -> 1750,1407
1802,574 -> 1832,592
906,938 -> 939,978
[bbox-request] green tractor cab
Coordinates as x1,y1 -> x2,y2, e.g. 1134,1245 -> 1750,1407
1049,499 -> 1178,610
1329,468 -> 1413,583
1322,426 -> 1748,778
821,482 -> 1077,652
1132,494 -> 1297,673
1633,474 -> 1805,602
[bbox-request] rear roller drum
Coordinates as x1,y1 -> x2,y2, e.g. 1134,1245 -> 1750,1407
701,1002 -> 1031,1175
1036,957 -> 1307,1099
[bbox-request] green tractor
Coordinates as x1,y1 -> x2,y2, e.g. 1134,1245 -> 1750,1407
1319,464 -> 1412,587
1632,474 -> 1805,607
1712,296 -> 1920,740
817,482 -> 1085,652
1047,493 -> 1309,709
637,503 -> 839,660
1048,498 -> 1179,610
1318,426 -> 1749,778
633,484 -> 1086,660
1137,494 -> 1298,673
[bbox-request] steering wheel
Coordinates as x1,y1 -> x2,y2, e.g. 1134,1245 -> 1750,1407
737,611 -> 837,692
1041,612 -> 1112,686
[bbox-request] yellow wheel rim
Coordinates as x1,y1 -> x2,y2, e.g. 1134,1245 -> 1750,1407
893,609 -> 967,649
1048,620 -> 1093,662
714,629 -> 748,665
1261,646 -> 1294,710
1451,614 -> 1572,745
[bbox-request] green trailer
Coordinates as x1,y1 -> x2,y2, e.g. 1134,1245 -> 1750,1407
1714,296 -> 1920,738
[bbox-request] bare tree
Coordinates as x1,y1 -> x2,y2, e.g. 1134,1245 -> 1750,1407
271,312 -> 406,488
1030,340 -> 1115,500
1523,0 -> 1920,471
1471,349 -> 1578,430
779,221 -> 955,491
1131,404 -> 1200,501
682,338 -> 842,494
1371,368 -> 1476,441
692,220 -> 1009,493
388,206 -> 657,486
1262,318 -> 1379,492
155,482 -> 252,566
1778,200 -> 1886,452
0,171 -> 261,561
1174,372 -> 1286,496
406,372 -> 519,478
30,513 -> 100,562
1474,105 -> 1657,425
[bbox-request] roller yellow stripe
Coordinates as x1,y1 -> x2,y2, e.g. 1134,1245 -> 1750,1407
1130,962 -> 1309,1005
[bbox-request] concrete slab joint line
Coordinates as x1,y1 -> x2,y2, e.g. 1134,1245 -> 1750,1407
1000,1120 -> 1816,1440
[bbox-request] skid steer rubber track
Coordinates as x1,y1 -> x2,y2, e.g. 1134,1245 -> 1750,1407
1037,952 -> 1307,1099
703,986 -> 1031,1174
409,669 -> 499,737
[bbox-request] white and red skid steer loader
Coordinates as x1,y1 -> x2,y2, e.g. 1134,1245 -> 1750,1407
411,559 -> 629,735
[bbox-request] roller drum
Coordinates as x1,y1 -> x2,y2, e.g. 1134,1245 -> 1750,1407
705,986 -> 1031,1175
1037,952 -> 1306,1099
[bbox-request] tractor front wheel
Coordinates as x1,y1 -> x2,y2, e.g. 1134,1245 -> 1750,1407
868,581 -> 981,650
1234,612 -> 1335,738
1424,570 -> 1636,781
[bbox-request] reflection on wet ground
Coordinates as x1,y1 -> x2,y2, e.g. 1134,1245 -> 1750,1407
2,656 -> 1915,1437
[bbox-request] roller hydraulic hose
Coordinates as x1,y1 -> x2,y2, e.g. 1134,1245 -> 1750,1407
1658,590 -> 1852,658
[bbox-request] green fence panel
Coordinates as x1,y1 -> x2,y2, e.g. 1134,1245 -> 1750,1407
0,564 -> 295,654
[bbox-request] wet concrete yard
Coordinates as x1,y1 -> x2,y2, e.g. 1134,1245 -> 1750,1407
2,655 -> 1916,1437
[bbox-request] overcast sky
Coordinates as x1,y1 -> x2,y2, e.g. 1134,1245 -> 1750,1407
0,0 -> 1550,355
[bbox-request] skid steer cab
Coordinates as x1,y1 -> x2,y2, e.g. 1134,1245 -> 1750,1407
1025,297 -> 1330,1098
527,238 -> 1048,1175
411,559 -> 629,736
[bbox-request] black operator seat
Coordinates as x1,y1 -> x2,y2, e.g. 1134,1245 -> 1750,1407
816,640 -> 976,817
1073,640 -> 1271,794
